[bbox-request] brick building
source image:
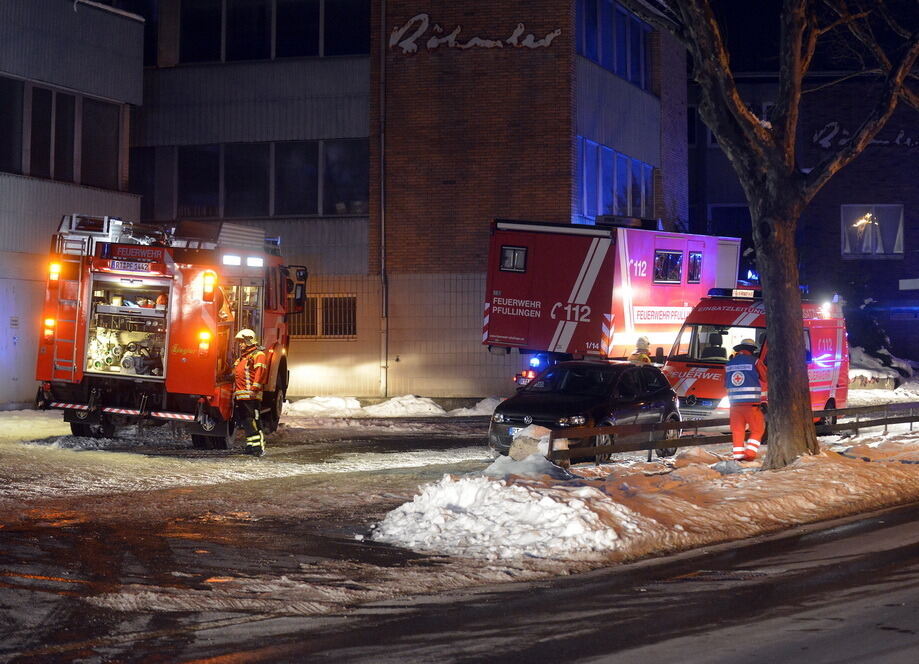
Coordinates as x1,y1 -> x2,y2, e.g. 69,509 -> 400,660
123,0 -> 689,399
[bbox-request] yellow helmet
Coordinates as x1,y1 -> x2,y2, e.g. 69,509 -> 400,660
234,328 -> 257,344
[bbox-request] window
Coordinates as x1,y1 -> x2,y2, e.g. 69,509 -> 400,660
54,94 -> 75,182
584,140 -> 599,217
615,153 -> 629,216
630,159 -> 642,217
323,138 -> 369,215
224,143 -> 269,217
841,204 -> 904,259
640,366 -> 668,393
29,87 -> 53,179
276,0 -> 320,57
617,368 -> 641,400
177,144 -> 220,217
0,76 -> 23,175
179,0 -> 369,63
687,106 -> 697,147
275,141 -> 319,214
641,163 -> 654,218
81,99 -> 120,190
180,0 -> 222,62
227,0 -> 271,61
687,251 -> 702,283
129,147 -> 156,220
600,146 -> 615,215
289,294 -> 357,338
500,246 -> 527,272
653,250 -> 683,283
575,136 -> 654,222
577,1 -> 649,88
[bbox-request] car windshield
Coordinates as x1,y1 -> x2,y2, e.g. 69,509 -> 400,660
668,323 -> 763,363
522,364 -> 624,396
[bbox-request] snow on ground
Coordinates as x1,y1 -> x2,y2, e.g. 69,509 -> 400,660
283,395 -> 501,418
847,376 -> 919,406
372,412 -> 919,562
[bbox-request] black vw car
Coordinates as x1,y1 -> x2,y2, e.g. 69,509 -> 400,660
488,360 -> 681,460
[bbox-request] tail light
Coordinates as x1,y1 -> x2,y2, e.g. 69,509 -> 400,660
198,330 -> 212,356
43,318 -> 55,342
202,270 -> 217,302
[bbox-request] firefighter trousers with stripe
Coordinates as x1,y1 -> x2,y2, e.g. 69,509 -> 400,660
235,399 -> 265,451
729,403 -> 765,459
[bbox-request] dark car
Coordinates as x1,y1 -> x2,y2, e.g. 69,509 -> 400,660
487,360 -> 681,461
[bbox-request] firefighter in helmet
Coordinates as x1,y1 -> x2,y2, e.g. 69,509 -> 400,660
724,338 -> 767,461
233,329 -> 268,456
628,336 -> 652,365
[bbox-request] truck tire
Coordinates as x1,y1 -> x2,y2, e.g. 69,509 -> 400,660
191,434 -> 213,450
70,422 -> 91,437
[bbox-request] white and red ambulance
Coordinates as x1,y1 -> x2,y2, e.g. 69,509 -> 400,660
662,287 -> 849,420
482,219 -> 741,384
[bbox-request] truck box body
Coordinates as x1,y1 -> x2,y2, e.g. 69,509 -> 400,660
483,220 -> 741,362
662,288 -> 849,420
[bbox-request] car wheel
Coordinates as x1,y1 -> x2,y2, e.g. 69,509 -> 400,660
655,414 -> 681,458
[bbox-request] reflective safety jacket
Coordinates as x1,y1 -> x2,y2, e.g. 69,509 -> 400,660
725,351 -> 767,404
233,345 -> 268,401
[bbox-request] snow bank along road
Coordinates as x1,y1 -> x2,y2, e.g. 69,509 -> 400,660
1,386 -> 919,661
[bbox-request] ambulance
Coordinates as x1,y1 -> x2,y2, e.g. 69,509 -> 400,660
35,214 -> 307,449
662,287 -> 849,420
482,219 -> 741,384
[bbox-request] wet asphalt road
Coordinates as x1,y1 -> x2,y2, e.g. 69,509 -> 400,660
3,416 -> 919,662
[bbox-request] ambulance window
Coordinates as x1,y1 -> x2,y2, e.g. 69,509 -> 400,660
653,250 -> 683,283
803,330 -> 812,362
500,246 -> 527,272
687,251 -> 703,283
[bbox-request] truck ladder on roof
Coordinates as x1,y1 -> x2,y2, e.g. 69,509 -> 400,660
51,235 -> 89,383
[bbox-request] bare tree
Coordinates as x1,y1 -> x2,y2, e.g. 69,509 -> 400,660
623,0 -> 919,468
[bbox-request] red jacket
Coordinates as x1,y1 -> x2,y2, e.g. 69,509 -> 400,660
233,345 -> 268,401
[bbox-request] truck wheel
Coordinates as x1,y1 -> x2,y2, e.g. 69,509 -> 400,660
191,434 -> 213,450
262,389 -> 285,434
70,422 -> 91,437
92,417 -> 116,439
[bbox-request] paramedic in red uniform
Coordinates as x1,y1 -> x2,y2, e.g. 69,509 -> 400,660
725,338 -> 767,461
233,329 -> 268,456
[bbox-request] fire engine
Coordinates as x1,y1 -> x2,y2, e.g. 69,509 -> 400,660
35,214 -> 307,449
482,219 -> 741,384
662,287 -> 849,420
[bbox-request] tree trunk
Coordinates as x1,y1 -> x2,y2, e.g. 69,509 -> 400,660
751,209 -> 820,470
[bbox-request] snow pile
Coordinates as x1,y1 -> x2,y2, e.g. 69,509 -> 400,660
850,346 -> 903,381
284,395 -> 500,418
372,428 -> 919,561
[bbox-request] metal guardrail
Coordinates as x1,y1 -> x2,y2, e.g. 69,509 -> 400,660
547,401 -> 919,464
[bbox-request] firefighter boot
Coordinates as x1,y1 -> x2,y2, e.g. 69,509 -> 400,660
245,432 -> 265,457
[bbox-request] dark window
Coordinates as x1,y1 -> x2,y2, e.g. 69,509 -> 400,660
129,147 -> 156,221
323,138 -> 368,215
30,87 -> 53,179
81,99 -> 120,190
584,140 -> 598,217
180,0 -> 222,62
687,106 -> 697,146
226,0 -> 271,61
640,366 -> 669,393
600,146 -> 615,215
615,153 -> 629,215
617,368 -> 641,400
583,0 -> 598,61
500,246 -> 527,272
275,141 -> 319,214
630,159 -> 642,217
224,143 -> 269,217
115,0 -> 158,65
629,17 -> 644,84
177,144 -> 220,217
614,8 -> 628,77
322,296 -> 357,336
653,250 -> 683,283
687,251 -> 703,283
276,0 -> 320,57
0,76 -> 23,174
599,0 -> 614,70
324,0 -> 370,56
54,93 -> 75,182
642,163 -> 653,217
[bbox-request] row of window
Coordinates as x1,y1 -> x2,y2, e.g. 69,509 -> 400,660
130,139 -> 369,220
500,245 -> 703,285
575,136 -> 655,221
179,0 -> 370,64
0,76 -> 122,190
576,0 -> 651,90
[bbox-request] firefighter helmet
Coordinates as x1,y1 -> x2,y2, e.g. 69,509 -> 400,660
235,329 -> 257,344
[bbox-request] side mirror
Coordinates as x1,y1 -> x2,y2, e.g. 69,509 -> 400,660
283,265 -> 308,314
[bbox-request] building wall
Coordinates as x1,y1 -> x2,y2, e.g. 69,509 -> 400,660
0,0 -> 143,105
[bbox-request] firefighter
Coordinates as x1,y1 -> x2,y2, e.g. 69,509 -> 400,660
233,329 -> 268,456
628,336 -> 651,365
725,338 -> 767,461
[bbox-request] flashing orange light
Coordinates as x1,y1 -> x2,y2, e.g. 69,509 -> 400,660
203,270 -> 217,302
198,330 -> 212,355
49,262 -> 62,282
43,318 -> 55,341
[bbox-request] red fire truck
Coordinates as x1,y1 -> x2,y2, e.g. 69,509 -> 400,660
35,214 -> 307,449
482,219 -> 741,383
661,287 -> 849,420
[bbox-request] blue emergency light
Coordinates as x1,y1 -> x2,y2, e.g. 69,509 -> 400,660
529,356 -> 543,368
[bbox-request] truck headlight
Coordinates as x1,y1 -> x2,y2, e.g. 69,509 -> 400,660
492,412 -> 509,423
717,396 -> 731,409
557,415 -> 587,427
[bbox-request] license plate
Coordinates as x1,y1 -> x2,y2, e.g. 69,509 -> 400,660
111,260 -> 151,272
515,377 -> 531,386
508,427 -> 522,436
